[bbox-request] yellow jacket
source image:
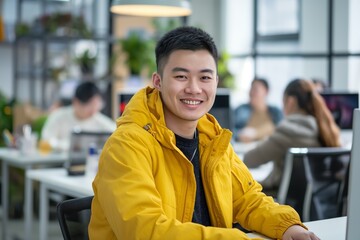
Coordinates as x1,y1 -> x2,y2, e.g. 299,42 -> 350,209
89,87 -> 304,240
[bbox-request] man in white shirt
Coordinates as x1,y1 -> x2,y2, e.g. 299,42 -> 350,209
41,81 -> 116,151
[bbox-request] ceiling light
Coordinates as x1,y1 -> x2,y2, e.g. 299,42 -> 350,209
110,0 -> 192,17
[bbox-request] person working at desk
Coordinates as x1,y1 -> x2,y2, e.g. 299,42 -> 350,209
41,81 -> 116,151
89,26 -> 319,240
234,78 -> 283,142
243,78 -> 341,194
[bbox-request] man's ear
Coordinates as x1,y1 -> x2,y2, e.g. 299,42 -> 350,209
152,72 -> 161,90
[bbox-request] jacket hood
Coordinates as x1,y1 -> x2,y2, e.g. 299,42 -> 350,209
116,86 -> 229,148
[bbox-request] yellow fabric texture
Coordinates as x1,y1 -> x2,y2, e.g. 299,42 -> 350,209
89,87 -> 305,240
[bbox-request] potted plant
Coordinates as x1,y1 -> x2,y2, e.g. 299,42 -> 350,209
75,49 -> 97,80
116,32 -> 155,79
218,51 -> 235,88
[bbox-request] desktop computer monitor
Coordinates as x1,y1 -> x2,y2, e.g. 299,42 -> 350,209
209,88 -> 232,130
346,108 -> 360,239
321,92 -> 359,130
66,130 -> 113,175
117,89 -> 137,117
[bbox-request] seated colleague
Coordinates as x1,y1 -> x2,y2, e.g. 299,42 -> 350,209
234,78 -> 283,142
243,78 -> 341,193
41,81 -> 116,151
89,27 -> 319,240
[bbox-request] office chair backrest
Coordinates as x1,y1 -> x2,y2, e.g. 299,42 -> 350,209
57,196 -> 94,240
277,147 -> 351,221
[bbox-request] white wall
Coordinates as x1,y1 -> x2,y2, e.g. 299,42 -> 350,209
0,0 -> 16,98
188,0 -> 222,47
348,0 -> 360,94
0,45 -> 13,99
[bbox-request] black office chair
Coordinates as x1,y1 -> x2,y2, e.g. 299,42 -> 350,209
277,147 -> 350,221
57,196 -> 94,240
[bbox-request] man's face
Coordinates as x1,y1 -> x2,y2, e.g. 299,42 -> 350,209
153,49 -> 218,128
73,95 -> 103,120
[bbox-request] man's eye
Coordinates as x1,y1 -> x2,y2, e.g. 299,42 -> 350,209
175,75 -> 187,80
201,76 -> 212,80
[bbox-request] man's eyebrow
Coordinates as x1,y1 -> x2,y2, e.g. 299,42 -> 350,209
171,67 -> 189,73
171,67 -> 214,74
200,69 -> 214,74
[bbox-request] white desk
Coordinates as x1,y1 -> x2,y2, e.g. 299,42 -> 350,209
0,148 -> 67,240
26,168 -> 93,240
247,216 -> 347,240
232,141 -> 259,155
249,161 -> 273,182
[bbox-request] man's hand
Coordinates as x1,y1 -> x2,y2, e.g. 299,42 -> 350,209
282,225 -> 320,240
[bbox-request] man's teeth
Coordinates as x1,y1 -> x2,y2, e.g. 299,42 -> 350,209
182,100 -> 200,105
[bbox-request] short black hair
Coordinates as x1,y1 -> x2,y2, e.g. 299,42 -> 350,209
155,26 -> 218,75
74,81 -> 101,104
252,78 -> 269,91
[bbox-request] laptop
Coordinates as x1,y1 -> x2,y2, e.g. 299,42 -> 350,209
346,108 -> 360,239
66,130 -> 112,176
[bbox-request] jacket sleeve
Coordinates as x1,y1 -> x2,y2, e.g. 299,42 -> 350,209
91,128 -> 263,240
230,149 -> 306,239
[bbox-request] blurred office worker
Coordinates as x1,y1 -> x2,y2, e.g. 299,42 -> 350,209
89,27 -> 319,240
234,78 -> 283,142
41,81 -> 116,151
243,79 -> 341,194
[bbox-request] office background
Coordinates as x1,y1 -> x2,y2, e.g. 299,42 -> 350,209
1,1 -> 360,239
0,0 -> 359,115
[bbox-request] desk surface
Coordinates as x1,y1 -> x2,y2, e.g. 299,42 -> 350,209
0,147 -> 67,166
232,141 -> 258,155
247,216 -> 347,240
27,168 -> 93,197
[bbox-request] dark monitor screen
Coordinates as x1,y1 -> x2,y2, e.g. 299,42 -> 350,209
209,89 -> 232,130
321,92 -> 359,129
67,130 -> 112,175
117,90 -> 137,117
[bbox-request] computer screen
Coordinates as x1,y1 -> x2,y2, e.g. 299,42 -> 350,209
321,92 -> 359,129
66,130 -> 112,175
209,88 -> 232,130
117,89 -> 137,117
346,108 -> 360,239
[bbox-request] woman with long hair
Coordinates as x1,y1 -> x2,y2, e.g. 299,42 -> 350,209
243,78 -> 341,193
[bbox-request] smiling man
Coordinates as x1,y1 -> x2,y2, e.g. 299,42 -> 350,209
89,26 -> 319,240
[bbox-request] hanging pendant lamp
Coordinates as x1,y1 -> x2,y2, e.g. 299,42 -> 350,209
110,0 -> 192,17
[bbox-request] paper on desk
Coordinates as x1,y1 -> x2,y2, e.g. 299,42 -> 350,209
249,161 -> 273,182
